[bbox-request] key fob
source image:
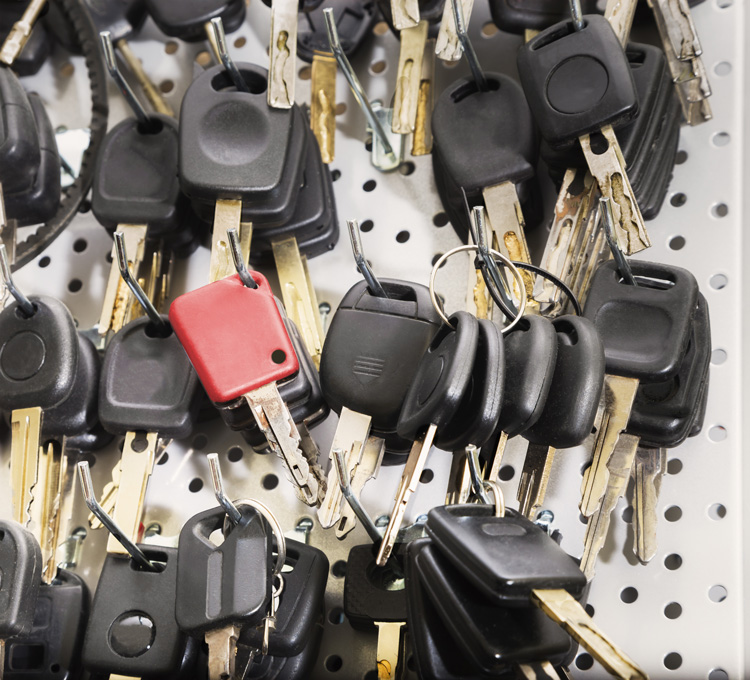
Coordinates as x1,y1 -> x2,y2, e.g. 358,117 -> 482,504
376,0 -> 445,39
0,520 -> 43,640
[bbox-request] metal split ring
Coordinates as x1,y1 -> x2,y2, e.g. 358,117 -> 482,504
233,498 -> 287,576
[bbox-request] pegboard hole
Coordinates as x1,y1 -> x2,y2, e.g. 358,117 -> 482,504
68,279 -> 83,293
49,663 -> 61,673
712,132 -> 730,147
664,506 -> 682,522
159,80 -> 174,94
433,212 -> 449,227
373,21 -> 389,36
585,603 -> 595,617
192,434 -> 208,450
664,602 -> 682,619
78,199 -> 91,214
711,349 -> 727,365
262,474 -> 279,490
156,452 -> 169,465
708,425 -> 727,442
298,65 -> 311,81
398,161 -> 415,176
620,587 -> 638,603
419,469 -> 434,484
363,180 -> 377,192
60,62 -> 74,78
621,506 -> 633,523
396,230 -> 410,243
325,655 -> 343,672
711,203 -> 729,218
364,672 -> 379,680
575,653 -> 594,670
227,446 -> 244,463
234,37 -> 246,49
331,560 -> 347,578
714,62 -> 732,76
709,585 -> 727,603
664,653 -> 682,670
195,51 -> 212,67
710,274 -> 728,290
709,669 -> 729,680
38,256 -> 51,268
73,238 -> 87,253
498,465 -> 514,481
670,194 -> 687,208
328,607 -> 345,625
675,150 -> 688,164
667,458 -> 682,475
431,253 -> 445,267
481,22 -> 499,37
369,60 -> 387,75
165,41 -> 178,54
188,478 -> 203,493
708,503 -> 727,520
669,235 -> 686,250
664,554 -> 683,571
359,220 -> 374,233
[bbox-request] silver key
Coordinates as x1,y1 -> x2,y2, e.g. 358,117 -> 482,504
391,0 -> 420,30
392,20 -> 428,134
336,436 -> 385,539
648,0 -> 701,61
205,624 -> 241,680
631,446 -> 667,564
435,0 -> 474,62
268,0 -> 298,109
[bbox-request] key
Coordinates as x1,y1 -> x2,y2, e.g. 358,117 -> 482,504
377,0 -> 444,37
310,50 -> 336,163
436,0 -> 473,62
391,0 -> 420,30
345,544 -> 408,680
145,0 -> 246,42
392,20 -> 428,135
0,520 -> 42,673
426,504 -> 648,679
377,311 -> 479,565
517,12 -> 650,256
170,272 -> 327,506
0,0 -> 45,65
297,0 -> 378,63
268,0 -> 298,109
518,315 -> 605,519
630,445 -> 667,566
489,0 -> 598,35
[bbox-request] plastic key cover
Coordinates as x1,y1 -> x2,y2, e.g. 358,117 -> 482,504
0,520 -> 43,638
397,311 -> 479,441
170,273 -> 299,402
99,315 -> 202,437
0,68 -> 41,194
628,294 -> 711,447
517,15 -> 638,147
92,115 -> 183,235
83,546 -> 187,676
524,315 -> 605,449
344,544 -> 407,631
297,0 -> 378,62
435,319 -> 504,451
176,504 -> 272,634
426,505 -> 587,605
583,260 -> 699,382
4,569 -> 89,679
239,539 -> 329,657
416,541 -> 572,672
0,295 -> 78,411
145,0 -> 246,41
320,279 -> 442,433
497,315 -> 558,437
489,0 -> 598,35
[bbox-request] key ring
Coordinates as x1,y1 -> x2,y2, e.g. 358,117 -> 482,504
429,245 -> 527,333
233,498 -> 287,577
483,480 -> 506,518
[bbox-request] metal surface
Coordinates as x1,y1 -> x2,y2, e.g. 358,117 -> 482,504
0,1 -> 744,678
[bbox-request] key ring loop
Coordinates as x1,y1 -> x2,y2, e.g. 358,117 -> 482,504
429,245 -> 527,333
483,480 -> 506,518
234,498 -> 287,577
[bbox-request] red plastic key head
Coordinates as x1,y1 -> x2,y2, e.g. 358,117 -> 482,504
169,273 -> 299,402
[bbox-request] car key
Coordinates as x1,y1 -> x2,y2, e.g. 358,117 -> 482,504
489,0 -> 598,36
242,620 -> 323,680
517,315 -> 605,519
297,0 -> 377,62
377,310 -> 479,566
435,0 -> 473,62
170,271 -> 327,506
344,544 -> 408,680
426,504 -> 648,679
145,0 -> 246,42
0,2 -> 49,76
0,0 -> 46,68
517,9 -> 650,256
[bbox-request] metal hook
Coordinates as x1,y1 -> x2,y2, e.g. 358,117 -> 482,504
323,8 -> 396,162
0,243 -> 34,317
599,197 -> 637,286
451,0 -> 488,92
332,447 -> 383,545
347,220 -> 387,298
465,445 -> 491,504
207,453 -> 243,526
207,18 -> 249,93
114,232 -> 170,332
77,461 -> 159,571
472,205 -> 517,317
100,31 -> 153,129
568,0 -> 584,31
227,228 -> 258,289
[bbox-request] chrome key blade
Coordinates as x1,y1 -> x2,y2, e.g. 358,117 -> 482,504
631,446 -> 667,564
392,21 -> 428,134
336,436 -> 385,539
206,624 -> 241,680
376,621 -> 405,679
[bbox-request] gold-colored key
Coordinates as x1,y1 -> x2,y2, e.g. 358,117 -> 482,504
411,38 -> 435,156
436,0 -> 474,62
310,51 -> 337,163
392,21 -> 428,134
0,0 -> 46,65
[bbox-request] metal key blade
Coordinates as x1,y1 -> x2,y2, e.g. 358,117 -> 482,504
579,126 -> 650,256
648,0 -> 702,61
10,407 -> 42,528
210,199 -> 248,283
268,0 -> 298,109
531,587 -> 648,680
517,444 -> 556,520
436,0 -> 474,61
310,51 -> 337,163
107,430 -> 157,555
116,38 -> 174,116
580,433 -> 640,580
488,431 -> 509,483
376,423 -> 437,566
376,621 -> 405,679
445,449 -> 472,505
89,462 -> 122,529
411,38 -> 435,156
36,441 -> 66,584
392,21 -> 428,134
0,0 -> 46,65
392,0 -> 420,30
206,623 -> 241,680
580,375 -> 639,517
319,408 -> 372,528
336,436 -> 385,539
631,446 -> 667,564
517,661 -> 561,679
246,382 -> 322,506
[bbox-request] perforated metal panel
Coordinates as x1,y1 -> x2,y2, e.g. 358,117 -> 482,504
0,1 -> 744,678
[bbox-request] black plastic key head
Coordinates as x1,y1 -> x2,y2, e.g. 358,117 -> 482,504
435,319 -> 504,451
489,0 -> 598,34
583,260 -> 699,383
239,539 -> 329,657
145,0 -> 246,41
98,315 -> 202,437
0,296 -> 78,411
297,0 -> 378,62
176,504 -> 272,635
320,279 -> 442,435
524,315 -> 605,449
517,15 -> 638,147
0,520 -> 43,639
377,0 -> 445,38
83,546 -> 188,677
397,311 -> 479,441
426,504 -> 586,606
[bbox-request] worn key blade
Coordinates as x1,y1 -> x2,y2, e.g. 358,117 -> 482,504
392,21 -> 428,134
310,51 -> 337,163
488,431 -> 509,483
517,444 -> 556,520
10,407 -> 42,528
580,375 -> 639,517
392,0 -> 420,30
580,433 -> 640,580
412,38 -> 435,156
337,436 -> 385,538
268,0 -> 298,109
604,0 -> 638,45
36,441 -> 66,584
206,623 -> 241,680
631,446 -> 667,564
107,430 -> 157,555
531,587 -> 648,680
210,199 -> 249,283
436,0 -> 474,62
445,450 -> 472,505
517,661 -> 560,679
89,463 -> 122,529
648,0 -> 701,61
376,621 -> 405,679
319,408 -> 372,528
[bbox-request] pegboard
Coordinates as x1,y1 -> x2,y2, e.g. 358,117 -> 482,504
0,1 -> 744,678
